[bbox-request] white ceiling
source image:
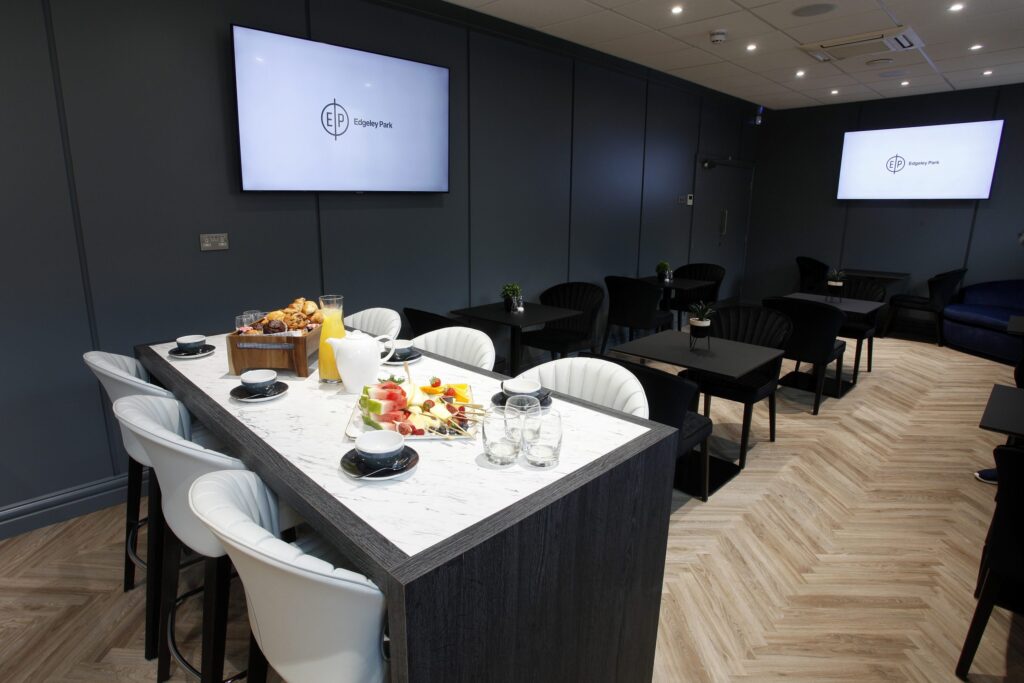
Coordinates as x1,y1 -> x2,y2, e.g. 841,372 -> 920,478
442,0 -> 1024,109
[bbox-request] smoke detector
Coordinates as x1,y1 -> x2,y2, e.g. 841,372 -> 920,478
710,29 -> 728,45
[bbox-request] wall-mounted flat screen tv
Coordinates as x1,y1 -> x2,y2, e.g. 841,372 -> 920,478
836,120 -> 1003,200
232,26 -> 449,192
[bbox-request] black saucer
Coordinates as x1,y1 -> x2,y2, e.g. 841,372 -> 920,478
383,348 -> 422,364
168,344 -> 215,358
491,390 -> 553,409
229,381 -> 289,402
340,446 -> 419,480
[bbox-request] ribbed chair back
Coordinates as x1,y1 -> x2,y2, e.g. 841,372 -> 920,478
763,297 -> 845,366
928,268 -> 967,310
403,307 -> 456,337
796,256 -> 829,294
112,395 -> 246,558
412,327 -> 495,371
517,357 -> 649,418
344,308 -> 401,339
711,305 -> 793,350
539,281 -> 604,337
605,276 -> 663,330
842,278 -> 886,302
673,263 -> 726,302
190,470 -> 386,683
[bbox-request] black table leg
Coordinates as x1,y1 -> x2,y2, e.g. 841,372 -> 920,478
510,326 -> 522,376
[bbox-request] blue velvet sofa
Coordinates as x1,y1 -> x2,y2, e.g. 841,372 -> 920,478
943,280 -> 1024,363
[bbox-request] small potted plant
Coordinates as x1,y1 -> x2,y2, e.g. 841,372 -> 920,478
688,301 -> 714,349
656,261 -> 672,282
501,282 -> 524,312
827,268 -> 845,300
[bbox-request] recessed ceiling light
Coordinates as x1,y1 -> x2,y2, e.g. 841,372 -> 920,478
830,89 -> 839,95
746,43 -> 757,51
983,69 -> 993,75
949,3 -> 964,11
671,5 -> 683,14
792,3 -> 836,18
796,70 -> 806,77
970,44 -> 983,50
900,80 -> 910,86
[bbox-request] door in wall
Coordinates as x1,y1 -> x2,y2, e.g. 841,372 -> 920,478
689,163 -> 753,301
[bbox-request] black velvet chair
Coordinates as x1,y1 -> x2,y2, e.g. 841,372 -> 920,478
668,263 -> 726,330
763,296 -> 846,415
884,268 -> 967,345
586,353 -> 714,501
403,307 -> 457,337
601,276 -> 673,354
521,282 -> 604,360
838,278 -> 887,384
686,306 -> 793,467
796,256 -> 830,295
957,445 -> 1024,679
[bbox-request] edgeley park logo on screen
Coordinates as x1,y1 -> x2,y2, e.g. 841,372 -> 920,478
886,154 -> 906,174
321,99 -> 349,139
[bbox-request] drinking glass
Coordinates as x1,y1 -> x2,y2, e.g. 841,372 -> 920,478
482,407 -> 520,466
525,410 -> 561,468
235,314 -> 252,331
506,394 -> 541,452
243,310 -> 262,323
318,294 -> 345,383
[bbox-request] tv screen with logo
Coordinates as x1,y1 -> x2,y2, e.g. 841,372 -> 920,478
232,26 -> 449,192
836,120 -> 1003,200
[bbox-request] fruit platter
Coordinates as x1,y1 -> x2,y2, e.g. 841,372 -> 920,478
345,376 -> 482,440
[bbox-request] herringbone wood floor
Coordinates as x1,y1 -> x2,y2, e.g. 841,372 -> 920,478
0,338 -> 1020,681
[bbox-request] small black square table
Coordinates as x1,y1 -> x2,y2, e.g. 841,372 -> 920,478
639,276 -> 714,315
450,302 -> 582,376
841,268 -> 910,283
612,330 -> 784,499
784,291 -> 886,316
979,384 -> 1024,441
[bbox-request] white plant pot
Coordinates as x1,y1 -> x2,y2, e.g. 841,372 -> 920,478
689,318 -> 711,327
827,280 -> 844,288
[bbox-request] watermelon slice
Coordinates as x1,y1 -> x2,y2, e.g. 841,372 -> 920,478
359,396 -> 408,414
361,414 -> 398,431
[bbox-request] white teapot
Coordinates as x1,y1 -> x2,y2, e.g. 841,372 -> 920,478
327,330 -> 396,393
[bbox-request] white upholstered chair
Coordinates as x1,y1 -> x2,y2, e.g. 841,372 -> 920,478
412,327 -> 496,371
344,307 -> 402,339
112,394 -> 248,683
517,357 -> 649,418
190,470 -> 387,683
84,350 -> 220,661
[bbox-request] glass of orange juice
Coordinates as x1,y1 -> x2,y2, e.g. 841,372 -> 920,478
318,294 -> 346,383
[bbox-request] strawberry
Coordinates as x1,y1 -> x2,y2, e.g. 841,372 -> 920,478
444,387 -> 456,397
423,399 -> 435,410
430,377 -> 441,388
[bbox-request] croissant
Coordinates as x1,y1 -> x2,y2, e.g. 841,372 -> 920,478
310,310 -> 324,324
301,300 -> 318,316
266,310 -> 286,321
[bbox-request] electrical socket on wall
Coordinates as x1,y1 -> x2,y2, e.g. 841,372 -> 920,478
199,233 -> 229,251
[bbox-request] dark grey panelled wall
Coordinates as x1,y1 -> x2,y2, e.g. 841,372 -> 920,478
1,0 -> 757,535
746,84 -> 1024,299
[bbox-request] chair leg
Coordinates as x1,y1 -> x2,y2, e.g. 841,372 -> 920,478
883,304 -> 898,337
677,311 -> 683,331
834,351 -> 844,398
124,459 -> 143,592
956,571 -> 1000,679
145,477 -> 164,661
813,364 -> 825,415
700,438 -> 709,503
769,392 -> 777,442
157,528 -> 182,682
867,336 -> 874,372
703,393 -> 711,418
247,631 -> 269,683
739,402 -> 753,469
935,314 -> 944,346
628,328 -> 636,341
200,556 -> 232,683
852,338 -> 864,385
600,324 -> 611,355
794,360 -> 801,373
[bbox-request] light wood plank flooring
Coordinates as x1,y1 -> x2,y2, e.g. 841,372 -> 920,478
0,337 -> 1021,681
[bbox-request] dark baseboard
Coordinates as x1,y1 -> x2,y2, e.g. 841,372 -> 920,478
0,473 -> 140,540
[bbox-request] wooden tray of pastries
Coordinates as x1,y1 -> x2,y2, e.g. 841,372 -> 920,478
227,297 -> 323,378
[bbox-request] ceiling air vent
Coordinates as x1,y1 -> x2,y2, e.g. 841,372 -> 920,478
799,26 -> 922,62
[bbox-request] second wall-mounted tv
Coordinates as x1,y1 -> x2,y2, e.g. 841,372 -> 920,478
233,26 -> 449,192
836,120 -> 1003,200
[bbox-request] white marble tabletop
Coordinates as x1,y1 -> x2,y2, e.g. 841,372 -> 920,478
153,334 -> 649,557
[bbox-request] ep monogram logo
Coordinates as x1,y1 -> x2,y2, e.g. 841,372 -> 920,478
321,99 -> 349,139
886,154 -> 906,174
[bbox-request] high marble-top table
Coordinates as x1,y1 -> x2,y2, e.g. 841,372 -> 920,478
137,334 -> 679,683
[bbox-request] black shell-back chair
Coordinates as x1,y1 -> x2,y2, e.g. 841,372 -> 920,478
522,282 -> 604,360
668,263 -> 726,330
403,308 -> 457,337
796,256 -> 830,295
687,305 -> 793,467
601,276 -> 673,354
763,297 -> 846,415
885,268 -> 966,345
838,278 -> 887,383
